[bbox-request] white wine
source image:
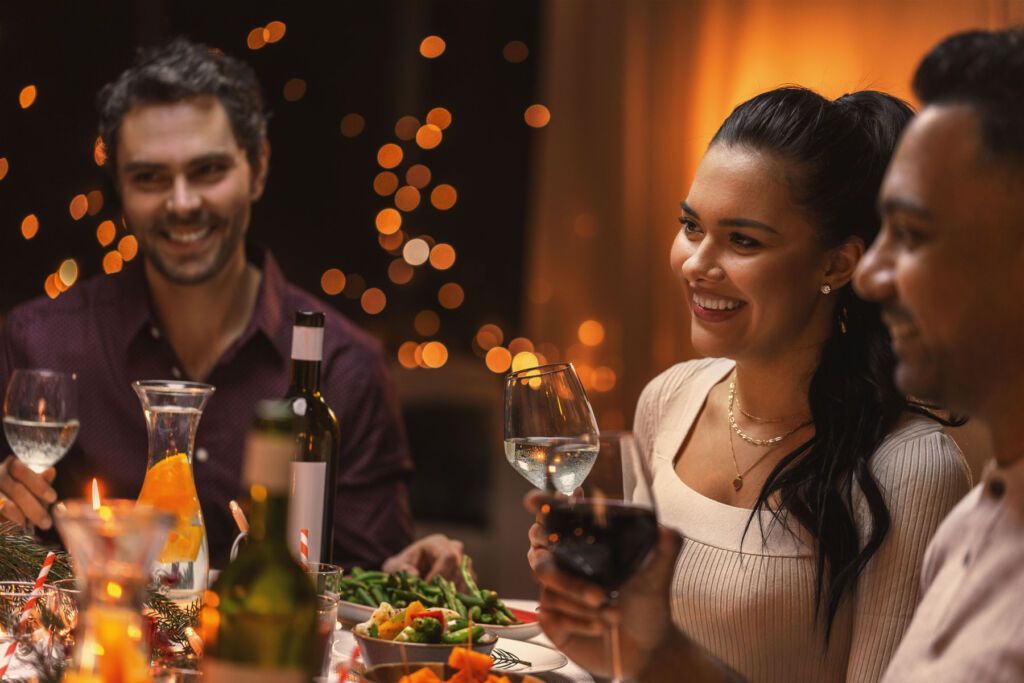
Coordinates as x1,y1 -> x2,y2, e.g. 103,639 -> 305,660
2,417 -> 79,472
203,401 -> 321,682
503,436 -> 599,494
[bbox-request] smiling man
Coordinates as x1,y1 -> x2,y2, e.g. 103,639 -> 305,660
0,38 -> 421,570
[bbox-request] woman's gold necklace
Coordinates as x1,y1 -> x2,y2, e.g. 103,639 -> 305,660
727,376 -> 812,447
727,425 -> 780,491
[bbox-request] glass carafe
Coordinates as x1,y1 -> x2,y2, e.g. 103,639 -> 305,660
53,499 -> 173,683
132,380 -> 214,606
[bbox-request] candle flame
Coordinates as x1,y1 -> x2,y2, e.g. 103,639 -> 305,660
91,479 -> 101,510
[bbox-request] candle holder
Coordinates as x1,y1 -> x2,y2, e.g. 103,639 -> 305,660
52,499 -> 173,683
133,380 -> 214,606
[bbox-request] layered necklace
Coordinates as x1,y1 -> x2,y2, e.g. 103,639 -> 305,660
726,375 -> 812,491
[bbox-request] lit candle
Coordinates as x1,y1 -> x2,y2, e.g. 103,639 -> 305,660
91,479 -> 101,510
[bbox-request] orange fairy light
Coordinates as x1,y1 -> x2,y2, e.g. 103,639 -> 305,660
420,35 -> 446,59
387,259 -> 414,285
395,116 -> 420,141
378,231 -> 405,252
86,190 -> 104,215
265,21 -> 287,43
503,41 -> 529,63
377,143 -> 403,169
425,107 -> 451,130
44,274 -> 60,299
429,243 -> 456,270
320,268 -> 345,295
69,194 -> 89,221
283,78 -> 307,102
403,238 -> 430,266
414,310 -> 440,337
0,157 -> 9,181
415,124 -> 442,150
375,208 -> 402,235
21,214 -> 39,240
96,220 -> 116,246
118,235 -> 139,261
397,341 -> 419,369
578,320 -> 605,346
103,251 -> 124,274
508,337 -> 535,355
92,478 -> 101,510
361,288 -> 386,315
511,351 -> 539,373
591,367 -> 617,392
340,113 -> 365,138
93,137 -> 107,166
405,164 -> 431,188
438,283 -> 464,309
19,85 -> 37,109
485,347 -> 512,374
421,342 -> 448,369
430,184 -> 457,210
374,171 -> 399,197
524,104 -> 551,128
58,259 -> 79,288
476,324 -> 504,350
394,186 -> 421,212
247,28 -> 267,50
52,271 -> 68,293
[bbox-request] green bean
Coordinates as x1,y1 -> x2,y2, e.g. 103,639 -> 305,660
456,592 -> 486,608
355,587 -> 375,606
370,585 -> 389,605
469,605 -> 481,622
441,625 -> 485,645
460,555 -> 482,599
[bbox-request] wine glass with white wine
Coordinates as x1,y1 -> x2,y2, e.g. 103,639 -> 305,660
3,369 -> 79,532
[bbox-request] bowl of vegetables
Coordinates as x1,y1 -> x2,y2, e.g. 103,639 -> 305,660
353,600 -> 498,667
362,648 -> 543,682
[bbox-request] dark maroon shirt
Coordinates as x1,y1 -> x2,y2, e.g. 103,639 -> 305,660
0,248 -> 413,568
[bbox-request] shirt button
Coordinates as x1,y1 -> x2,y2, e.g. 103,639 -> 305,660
988,479 -> 1006,498
195,447 -> 209,463
171,367 -> 182,378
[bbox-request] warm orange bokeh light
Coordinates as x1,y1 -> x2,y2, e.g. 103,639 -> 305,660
476,324 -> 504,350
403,238 -> 430,266
86,190 -> 104,215
591,366 -> 617,392
421,341 -> 449,369
428,243 -> 456,270
430,184 -> 457,210
426,107 -> 452,130
398,341 -> 419,369
405,164 -> 432,188
96,220 -> 116,246
374,171 -> 399,196
58,259 -> 79,288
503,41 -> 529,63
283,78 -> 307,102
69,194 -> 88,221
0,157 -> 9,181
415,124 -> 443,150
118,235 -> 139,261
19,85 -> 37,109
247,28 -> 267,50
379,231 -> 405,252
343,273 -> 366,299
103,251 -> 124,274
92,478 -> 101,509
524,104 -> 551,128
511,351 -> 540,373
508,337 -> 535,355
394,186 -> 421,212
485,347 -> 512,374
44,274 -> 60,299
93,137 -> 107,166
21,214 -> 39,240
321,268 -> 346,295
578,320 -> 606,346
361,288 -> 387,315
377,143 -> 404,169
340,113 -> 365,138
388,258 -> 414,285
375,208 -> 402,235
438,283 -> 464,309
414,310 -> 440,337
395,116 -> 420,141
420,35 -> 446,59
265,21 -> 287,42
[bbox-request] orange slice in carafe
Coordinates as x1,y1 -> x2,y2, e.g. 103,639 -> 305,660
137,452 -> 204,563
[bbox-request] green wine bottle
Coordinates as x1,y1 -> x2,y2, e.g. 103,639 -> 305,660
284,310 -> 341,565
202,401 -> 321,682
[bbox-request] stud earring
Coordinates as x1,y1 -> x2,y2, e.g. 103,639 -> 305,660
820,283 -> 832,295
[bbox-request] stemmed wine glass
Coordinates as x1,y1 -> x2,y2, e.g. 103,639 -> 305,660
2,369 -> 79,532
503,362 -> 600,494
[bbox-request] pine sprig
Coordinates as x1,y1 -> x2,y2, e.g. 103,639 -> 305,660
491,647 -> 531,669
0,523 -> 72,583
145,590 -> 204,654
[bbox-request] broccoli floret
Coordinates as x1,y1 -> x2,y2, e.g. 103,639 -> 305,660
408,616 -> 443,643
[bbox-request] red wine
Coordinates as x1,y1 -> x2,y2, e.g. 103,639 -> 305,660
545,499 -> 659,592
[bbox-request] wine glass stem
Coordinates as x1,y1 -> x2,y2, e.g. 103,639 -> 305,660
609,620 -> 624,683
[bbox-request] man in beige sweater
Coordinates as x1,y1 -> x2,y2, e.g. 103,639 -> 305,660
532,27 -> 1024,682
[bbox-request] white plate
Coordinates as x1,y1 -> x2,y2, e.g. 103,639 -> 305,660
330,631 -> 567,676
483,598 -> 542,641
336,598 -> 375,624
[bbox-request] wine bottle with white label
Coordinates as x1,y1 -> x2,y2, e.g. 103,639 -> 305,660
284,311 -> 341,566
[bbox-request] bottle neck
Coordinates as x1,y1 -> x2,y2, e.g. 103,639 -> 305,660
248,484 -> 290,545
288,359 -> 322,393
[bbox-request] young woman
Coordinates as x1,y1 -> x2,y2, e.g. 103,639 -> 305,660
530,87 -> 971,683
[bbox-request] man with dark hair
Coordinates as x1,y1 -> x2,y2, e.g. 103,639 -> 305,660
528,27 -> 1024,683
0,38 -> 455,574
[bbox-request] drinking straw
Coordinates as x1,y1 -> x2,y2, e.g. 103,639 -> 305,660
0,551 -> 55,677
300,528 -> 309,564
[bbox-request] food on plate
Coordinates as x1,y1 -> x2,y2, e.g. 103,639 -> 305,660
396,647 -> 544,683
353,600 -> 488,645
340,556 -> 523,626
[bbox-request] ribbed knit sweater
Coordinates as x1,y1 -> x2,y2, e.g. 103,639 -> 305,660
627,358 -> 972,683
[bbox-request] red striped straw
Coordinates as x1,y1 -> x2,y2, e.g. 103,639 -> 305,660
299,528 -> 309,564
0,551 -> 56,677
